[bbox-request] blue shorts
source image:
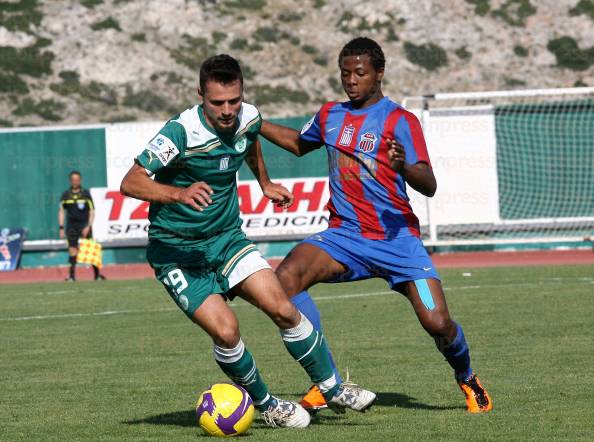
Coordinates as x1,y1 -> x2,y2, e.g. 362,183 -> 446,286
302,228 -> 440,290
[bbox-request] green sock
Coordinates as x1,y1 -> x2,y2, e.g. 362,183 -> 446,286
281,313 -> 340,401
213,340 -> 274,411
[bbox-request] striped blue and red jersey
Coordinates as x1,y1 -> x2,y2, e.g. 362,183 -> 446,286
300,96 -> 431,240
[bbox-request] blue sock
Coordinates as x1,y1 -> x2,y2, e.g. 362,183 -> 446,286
291,291 -> 343,384
437,322 -> 473,382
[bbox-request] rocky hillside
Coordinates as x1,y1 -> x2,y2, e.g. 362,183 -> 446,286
1,0 -> 593,127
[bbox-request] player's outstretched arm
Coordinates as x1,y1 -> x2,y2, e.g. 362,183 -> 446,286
260,120 -> 321,157
120,163 -> 213,211
387,138 -> 437,197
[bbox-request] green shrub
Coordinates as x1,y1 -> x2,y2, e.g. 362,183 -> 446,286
313,0 -> 325,8
455,46 -> 472,60
327,77 -> 342,94
50,70 -> 80,95
247,43 -> 263,52
250,85 -> 309,106
513,45 -> 529,57
492,0 -> 536,26
79,81 -> 117,105
336,11 -> 355,32
313,56 -> 328,66
504,77 -> 527,87
0,0 -> 43,33
123,88 -> 172,113
165,72 -> 184,85
404,41 -> 448,71
0,44 -> 54,77
13,98 -> 65,121
170,35 -> 213,71
547,36 -> 594,71
223,0 -> 265,10
81,0 -> 103,8
302,45 -> 318,54
131,33 -> 146,42
91,17 -> 121,31
101,114 -> 137,123
465,0 -> 490,16
0,72 -> 29,94
569,0 -> 594,20
230,38 -> 248,50
212,31 -> 226,45
386,28 -> 399,42
278,11 -> 303,22
253,27 -> 288,42
0,118 -> 13,127
242,64 -> 255,80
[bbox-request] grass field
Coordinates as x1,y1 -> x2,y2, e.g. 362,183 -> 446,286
1,264 -> 593,441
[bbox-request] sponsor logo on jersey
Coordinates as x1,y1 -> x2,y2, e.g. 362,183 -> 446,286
338,124 -> 355,146
234,135 -> 247,153
147,134 -> 180,166
219,156 -> 230,170
301,115 -> 315,135
358,132 -> 377,152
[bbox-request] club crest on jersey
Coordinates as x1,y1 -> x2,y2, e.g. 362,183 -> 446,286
338,124 -> 355,146
234,135 -> 247,153
358,132 -> 377,152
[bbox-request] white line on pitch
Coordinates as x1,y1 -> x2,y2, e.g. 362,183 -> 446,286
1,277 -> 591,322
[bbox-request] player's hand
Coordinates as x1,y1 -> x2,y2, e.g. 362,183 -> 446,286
262,182 -> 294,210
176,182 -> 213,211
387,138 -> 406,172
82,226 -> 91,238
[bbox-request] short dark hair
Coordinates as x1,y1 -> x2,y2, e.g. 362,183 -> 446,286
199,54 -> 243,93
338,37 -> 386,71
70,170 -> 81,177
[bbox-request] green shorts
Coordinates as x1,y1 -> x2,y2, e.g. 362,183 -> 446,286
146,227 -> 271,318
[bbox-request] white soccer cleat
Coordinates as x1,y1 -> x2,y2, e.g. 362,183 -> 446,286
261,398 -> 311,428
327,383 -> 377,413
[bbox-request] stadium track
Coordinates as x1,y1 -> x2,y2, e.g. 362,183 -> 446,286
1,249 -> 593,284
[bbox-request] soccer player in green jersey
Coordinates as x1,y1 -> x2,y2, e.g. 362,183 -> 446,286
120,55 -> 376,428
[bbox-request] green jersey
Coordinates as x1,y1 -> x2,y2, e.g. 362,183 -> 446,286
135,103 -> 261,243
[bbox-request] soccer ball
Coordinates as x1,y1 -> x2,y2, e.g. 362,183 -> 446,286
196,383 -> 255,437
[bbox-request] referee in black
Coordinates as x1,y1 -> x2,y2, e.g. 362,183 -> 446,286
58,171 -> 105,281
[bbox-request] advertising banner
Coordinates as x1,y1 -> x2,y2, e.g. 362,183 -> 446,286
91,177 -> 332,243
0,228 -> 26,271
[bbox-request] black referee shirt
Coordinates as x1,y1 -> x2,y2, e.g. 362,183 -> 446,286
60,188 -> 94,225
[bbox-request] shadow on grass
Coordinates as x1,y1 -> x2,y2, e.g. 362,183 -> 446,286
124,410 -> 369,428
125,410 -> 196,427
123,392 -> 460,428
375,392 -> 464,411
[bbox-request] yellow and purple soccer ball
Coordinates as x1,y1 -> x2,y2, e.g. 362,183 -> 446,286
196,383 -> 255,437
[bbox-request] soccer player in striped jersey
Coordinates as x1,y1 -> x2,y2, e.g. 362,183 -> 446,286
259,37 -> 492,413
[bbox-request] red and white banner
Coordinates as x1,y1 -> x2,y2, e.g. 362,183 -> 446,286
90,177 -> 331,243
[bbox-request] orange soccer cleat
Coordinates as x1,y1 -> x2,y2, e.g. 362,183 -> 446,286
458,374 -> 493,413
299,385 -> 328,413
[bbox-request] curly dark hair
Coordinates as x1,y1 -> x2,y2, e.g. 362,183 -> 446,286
338,37 -> 386,71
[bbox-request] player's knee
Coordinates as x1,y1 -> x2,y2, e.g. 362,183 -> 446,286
212,323 -> 240,348
422,313 -> 454,338
275,261 -> 305,296
269,299 -> 300,329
